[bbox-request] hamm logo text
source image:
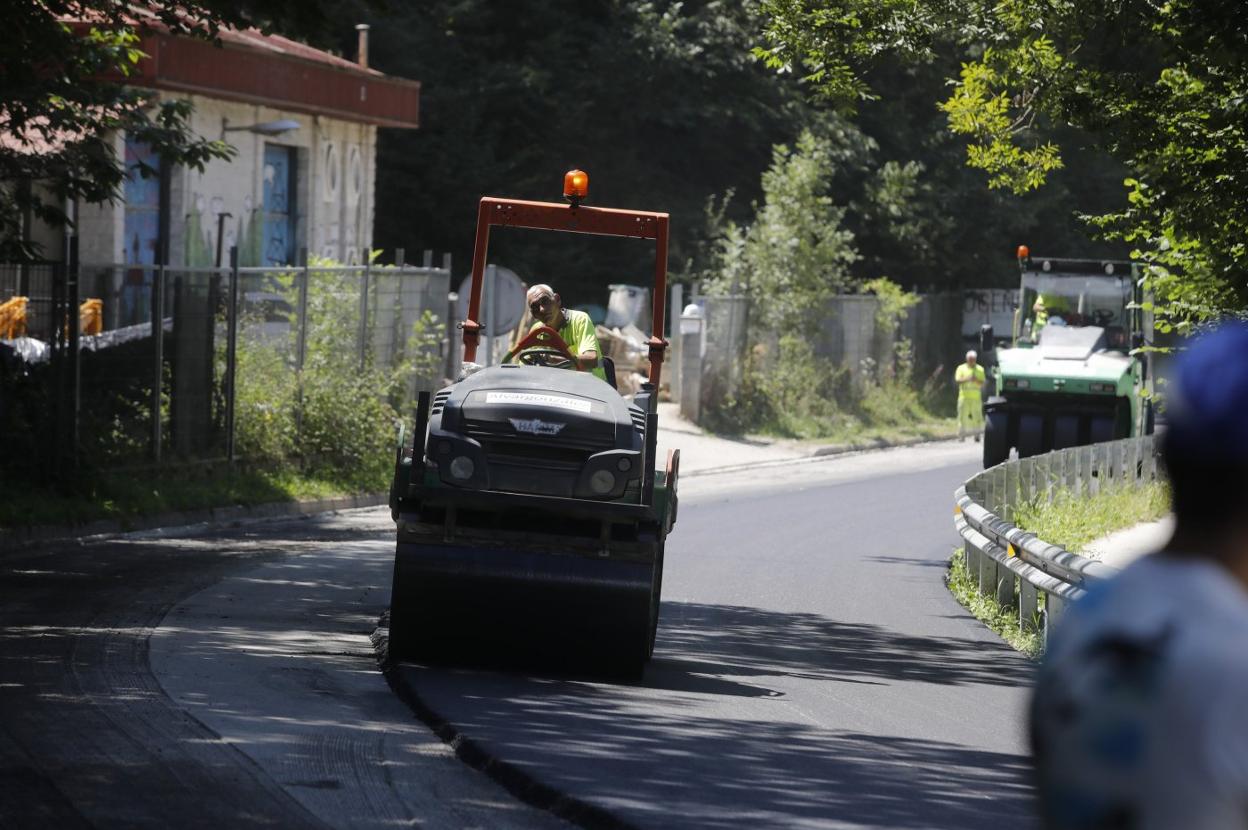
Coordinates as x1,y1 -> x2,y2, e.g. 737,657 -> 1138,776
509,418 -> 567,436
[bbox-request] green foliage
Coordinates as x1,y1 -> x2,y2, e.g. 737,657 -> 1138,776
757,0 -> 1248,318
323,0 -> 812,307
702,334 -> 953,441
862,277 -> 918,330
231,260 -> 443,491
1,0 -> 369,259
0,464 -> 351,529
946,547 -> 1043,659
1014,481 -> 1171,554
704,130 -> 859,328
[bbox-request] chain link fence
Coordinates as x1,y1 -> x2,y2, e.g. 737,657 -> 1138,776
0,245 -> 452,482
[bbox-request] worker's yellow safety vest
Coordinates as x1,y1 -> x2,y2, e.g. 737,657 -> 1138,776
955,363 -> 985,398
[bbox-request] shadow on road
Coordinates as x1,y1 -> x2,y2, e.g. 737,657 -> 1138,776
654,600 -> 1032,690
401,599 -> 1037,828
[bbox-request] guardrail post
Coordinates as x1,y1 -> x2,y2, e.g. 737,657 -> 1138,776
1063,447 -> 1076,493
1020,580 -> 1039,632
978,541 -> 993,597
1039,454 -> 1053,503
962,541 -> 980,589
995,559 -> 1014,609
998,461 -> 1018,521
1044,594 -> 1067,647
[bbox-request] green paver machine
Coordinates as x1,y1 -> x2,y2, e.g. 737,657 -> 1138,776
387,171 -> 679,676
978,245 -> 1155,468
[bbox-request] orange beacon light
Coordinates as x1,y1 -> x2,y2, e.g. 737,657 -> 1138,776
563,169 -> 589,205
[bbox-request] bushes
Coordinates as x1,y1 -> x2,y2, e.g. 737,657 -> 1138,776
703,334 -> 951,440
230,261 -> 443,492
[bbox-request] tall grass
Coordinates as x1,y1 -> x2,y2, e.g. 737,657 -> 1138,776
1013,481 -> 1171,552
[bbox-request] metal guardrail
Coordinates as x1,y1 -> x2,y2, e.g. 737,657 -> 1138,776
954,434 -> 1161,642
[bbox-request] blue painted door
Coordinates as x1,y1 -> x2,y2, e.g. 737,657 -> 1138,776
123,134 -> 162,325
262,144 -> 297,266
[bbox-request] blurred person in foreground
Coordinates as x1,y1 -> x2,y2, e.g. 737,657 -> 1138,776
1031,322 -> 1248,829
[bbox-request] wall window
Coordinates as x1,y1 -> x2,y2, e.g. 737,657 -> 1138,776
123,134 -> 163,325
347,144 -> 362,207
322,142 -> 340,204
262,144 -> 297,266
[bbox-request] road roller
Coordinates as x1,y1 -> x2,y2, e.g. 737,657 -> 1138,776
387,170 -> 679,677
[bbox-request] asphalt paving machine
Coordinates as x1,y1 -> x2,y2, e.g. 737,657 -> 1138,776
387,171 -> 679,676
979,245 -> 1155,468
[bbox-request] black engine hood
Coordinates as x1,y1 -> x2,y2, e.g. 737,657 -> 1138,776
432,365 -> 643,450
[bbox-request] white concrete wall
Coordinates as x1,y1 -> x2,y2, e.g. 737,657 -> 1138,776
74,94 -> 379,268
76,132 -> 126,264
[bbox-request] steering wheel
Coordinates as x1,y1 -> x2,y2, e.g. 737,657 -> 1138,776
504,325 -> 579,369
1091,309 -> 1116,327
518,348 -> 575,369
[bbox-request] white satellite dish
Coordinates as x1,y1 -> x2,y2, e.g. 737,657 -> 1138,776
457,266 -> 526,336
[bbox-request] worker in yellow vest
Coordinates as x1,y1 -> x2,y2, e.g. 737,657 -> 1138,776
955,349 -> 986,442
1031,296 -> 1048,340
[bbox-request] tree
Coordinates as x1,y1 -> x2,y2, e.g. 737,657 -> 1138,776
321,0 -> 813,307
0,0 -> 371,259
756,0 -> 1248,324
721,130 -> 859,329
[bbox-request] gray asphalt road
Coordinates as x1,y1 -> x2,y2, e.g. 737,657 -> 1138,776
394,442 -> 1038,829
0,441 -> 1034,829
0,516 -> 569,830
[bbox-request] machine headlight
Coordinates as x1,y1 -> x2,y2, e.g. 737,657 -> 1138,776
616,457 -> 632,472
1004,378 -> 1031,390
449,456 -> 475,480
589,469 -> 616,495
1089,382 -> 1116,393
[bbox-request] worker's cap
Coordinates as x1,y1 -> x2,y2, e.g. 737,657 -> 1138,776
966,350 -> 977,360
1164,323 -> 1248,463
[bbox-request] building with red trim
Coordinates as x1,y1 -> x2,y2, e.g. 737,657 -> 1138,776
74,23 -> 419,285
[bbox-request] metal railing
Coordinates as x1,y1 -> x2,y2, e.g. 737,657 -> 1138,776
0,247 -> 456,479
954,435 -> 1161,642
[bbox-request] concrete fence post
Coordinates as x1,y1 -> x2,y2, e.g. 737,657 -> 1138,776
679,304 -> 705,423
445,290 -> 460,381
358,257 -> 371,372
669,283 -> 683,401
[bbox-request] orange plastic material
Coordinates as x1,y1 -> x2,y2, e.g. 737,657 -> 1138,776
1017,244 -> 1030,260
563,169 -> 589,200
80,298 -> 103,335
0,296 -> 29,339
